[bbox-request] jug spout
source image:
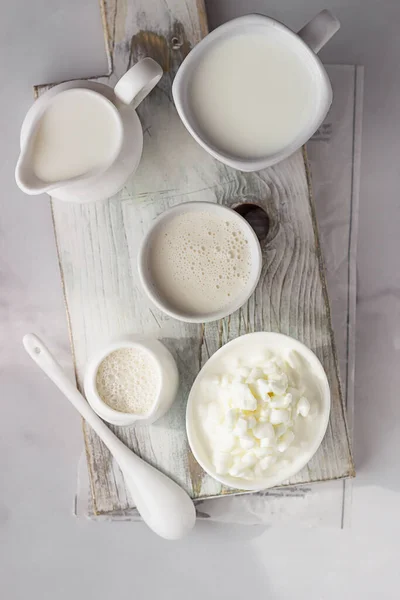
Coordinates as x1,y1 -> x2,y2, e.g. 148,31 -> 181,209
15,117 -> 95,196
15,114 -> 73,196
15,142 -> 60,195
15,130 -> 112,196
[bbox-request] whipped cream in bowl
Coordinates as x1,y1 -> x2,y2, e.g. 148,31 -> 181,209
186,332 -> 331,491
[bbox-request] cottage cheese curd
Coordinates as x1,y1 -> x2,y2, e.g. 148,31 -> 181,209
187,333 -> 330,488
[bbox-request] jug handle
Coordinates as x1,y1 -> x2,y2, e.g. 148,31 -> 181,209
114,57 -> 163,108
297,9 -> 340,54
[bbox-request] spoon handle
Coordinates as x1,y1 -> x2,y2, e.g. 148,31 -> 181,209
23,333 -> 127,457
23,333 -> 196,539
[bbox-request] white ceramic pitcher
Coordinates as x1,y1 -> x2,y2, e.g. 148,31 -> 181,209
16,58 -> 163,202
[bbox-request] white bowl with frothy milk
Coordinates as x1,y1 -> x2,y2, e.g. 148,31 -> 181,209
172,11 -> 340,172
138,202 -> 262,323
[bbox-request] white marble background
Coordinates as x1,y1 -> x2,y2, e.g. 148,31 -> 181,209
0,1 -> 399,598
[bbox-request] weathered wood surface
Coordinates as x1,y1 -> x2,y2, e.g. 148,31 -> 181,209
37,0 -> 353,515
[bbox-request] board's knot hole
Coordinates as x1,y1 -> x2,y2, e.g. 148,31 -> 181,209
233,203 -> 270,243
171,37 -> 183,50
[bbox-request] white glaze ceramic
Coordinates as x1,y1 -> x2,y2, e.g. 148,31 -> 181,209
83,336 -> 179,427
172,10 -> 340,172
137,201 -> 262,323
16,58 -> 163,202
23,334 -> 195,540
186,332 -> 331,491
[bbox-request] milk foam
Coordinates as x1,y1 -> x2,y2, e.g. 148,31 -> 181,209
148,210 -> 253,315
96,347 -> 160,414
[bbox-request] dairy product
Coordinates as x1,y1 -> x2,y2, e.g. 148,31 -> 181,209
96,347 -> 160,414
32,90 -> 121,183
191,335 -> 327,483
188,31 -> 319,159
147,210 -> 253,315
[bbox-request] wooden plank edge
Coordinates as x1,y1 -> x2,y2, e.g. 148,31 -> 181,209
302,145 -> 355,478
93,471 -> 357,517
196,0 -> 209,37
31,0 -> 114,516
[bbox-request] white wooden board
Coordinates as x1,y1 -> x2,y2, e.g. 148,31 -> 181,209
35,0 -> 353,515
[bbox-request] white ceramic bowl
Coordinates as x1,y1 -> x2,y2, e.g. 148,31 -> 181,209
186,332 -> 331,491
84,336 -> 179,427
172,12 -> 339,172
137,201 -> 262,323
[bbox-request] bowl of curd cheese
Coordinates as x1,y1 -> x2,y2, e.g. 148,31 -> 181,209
186,332 -> 331,491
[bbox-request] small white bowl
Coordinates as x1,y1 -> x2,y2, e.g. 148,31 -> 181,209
186,332 -> 331,491
84,336 -> 179,427
137,201 -> 262,323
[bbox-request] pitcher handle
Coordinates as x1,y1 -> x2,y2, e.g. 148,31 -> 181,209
114,57 -> 163,108
297,9 -> 340,54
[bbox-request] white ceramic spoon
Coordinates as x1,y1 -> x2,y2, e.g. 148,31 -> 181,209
23,333 -> 196,540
